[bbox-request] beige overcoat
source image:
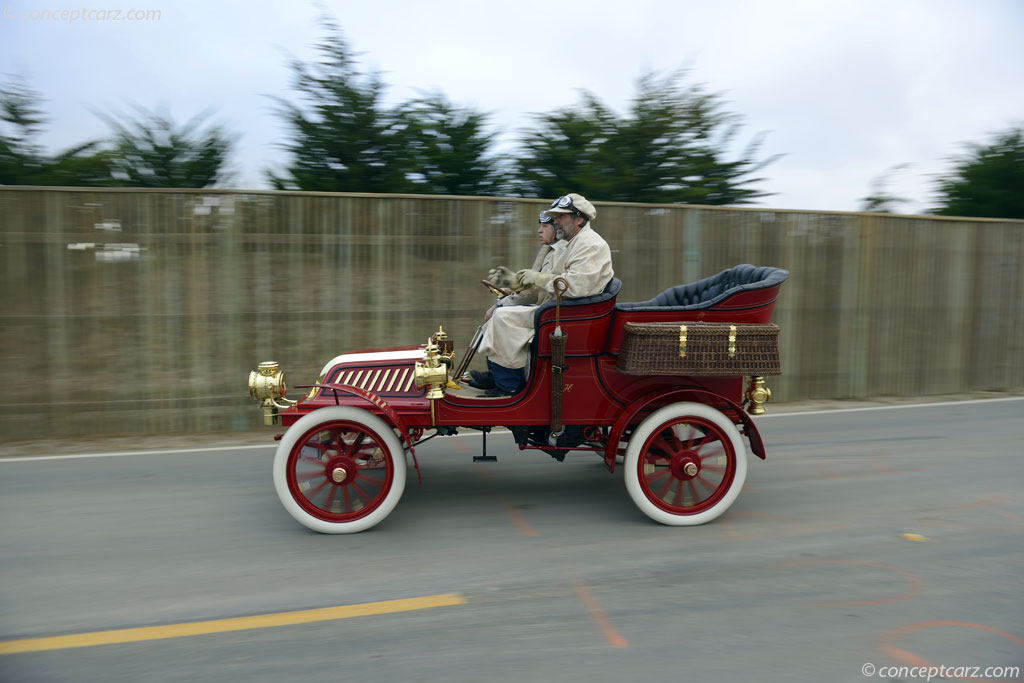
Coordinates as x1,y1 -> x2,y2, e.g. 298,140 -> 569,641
479,225 -> 613,369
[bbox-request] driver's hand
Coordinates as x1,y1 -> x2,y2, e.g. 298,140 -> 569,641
515,269 -> 554,289
484,304 -> 496,322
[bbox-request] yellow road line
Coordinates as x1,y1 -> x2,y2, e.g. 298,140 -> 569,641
0,593 -> 466,655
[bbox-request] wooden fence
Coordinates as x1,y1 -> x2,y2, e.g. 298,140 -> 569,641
2,187 -> 1022,441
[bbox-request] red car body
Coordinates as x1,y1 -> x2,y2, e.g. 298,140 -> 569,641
253,264 -> 788,533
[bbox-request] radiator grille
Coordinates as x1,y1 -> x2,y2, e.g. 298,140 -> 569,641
329,364 -> 421,396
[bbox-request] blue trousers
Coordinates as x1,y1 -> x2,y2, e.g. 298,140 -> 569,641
487,358 -> 525,393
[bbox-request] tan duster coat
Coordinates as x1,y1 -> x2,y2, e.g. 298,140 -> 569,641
480,225 -> 613,369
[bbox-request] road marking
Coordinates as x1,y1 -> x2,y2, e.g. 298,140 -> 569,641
757,395 -> 1024,419
919,494 -> 1024,530
782,560 -> 925,607
3,396 -> 1021,462
499,496 -> 539,536
0,593 -> 466,655
571,576 -> 629,648
0,444 -> 276,463
0,431 -> 513,463
722,511 -> 853,540
879,621 -> 1024,681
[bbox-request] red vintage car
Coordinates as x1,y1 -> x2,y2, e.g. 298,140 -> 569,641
248,264 -> 789,533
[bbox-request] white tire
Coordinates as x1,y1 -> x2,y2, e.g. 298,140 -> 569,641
273,406 -> 407,533
623,402 -> 747,526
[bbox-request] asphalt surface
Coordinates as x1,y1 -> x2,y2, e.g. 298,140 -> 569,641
1,398 -> 1023,683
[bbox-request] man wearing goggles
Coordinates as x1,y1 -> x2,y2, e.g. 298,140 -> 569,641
476,193 -> 614,396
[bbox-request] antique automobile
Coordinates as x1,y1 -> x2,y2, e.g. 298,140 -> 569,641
248,264 -> 789,534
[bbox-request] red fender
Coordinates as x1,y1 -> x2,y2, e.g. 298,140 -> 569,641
604,388 -> 766,473
321,383 -> 422,484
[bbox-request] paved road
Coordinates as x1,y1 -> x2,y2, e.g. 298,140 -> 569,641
2,398 -> 1022,683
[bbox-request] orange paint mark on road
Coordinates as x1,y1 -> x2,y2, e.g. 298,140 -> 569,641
474,468 -> 496,481
960,494 -> 1010,508
765,433 -> 837,441
809,452 -> 932,480
920,494 -> 1024,530
722,511 -> 852,540
571,576 -> 629,648
499,496 -> 538,536
782,559 -> 925,607
879,622 -> 1024,683
993,508 -> 1024,525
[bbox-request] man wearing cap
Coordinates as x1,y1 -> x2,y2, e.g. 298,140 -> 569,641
475,193 -> 614,396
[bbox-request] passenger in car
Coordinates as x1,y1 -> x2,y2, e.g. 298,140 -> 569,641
468,212 -> 562,391
484,212 -> 563,320
474,193 -> 614,397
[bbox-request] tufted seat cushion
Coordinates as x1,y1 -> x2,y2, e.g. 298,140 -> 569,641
615,265 -> 789,311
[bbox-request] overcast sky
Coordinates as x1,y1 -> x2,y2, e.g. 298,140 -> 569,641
2,0 -> 1022,213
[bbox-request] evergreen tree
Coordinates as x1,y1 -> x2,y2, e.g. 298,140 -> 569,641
268,20 -> 412,192
1,76 -> 232,188
932,125 -> 1024,219
514,70 -> 778,205
400,92 -> 502,196
0,75 -> 48,184
98,108 -> 232,188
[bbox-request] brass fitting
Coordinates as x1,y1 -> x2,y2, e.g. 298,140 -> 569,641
432,325 -> 454,359
745,375 -> 772,416
248,361 -> 294,425
415,338 -> 448,400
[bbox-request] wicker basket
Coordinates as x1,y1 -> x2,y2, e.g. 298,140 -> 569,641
616,322 -> 781,376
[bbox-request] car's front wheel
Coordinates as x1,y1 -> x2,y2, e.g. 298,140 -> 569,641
273,407 -> 407,533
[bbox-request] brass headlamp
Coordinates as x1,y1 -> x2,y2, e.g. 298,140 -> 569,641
248,361 -> 296,425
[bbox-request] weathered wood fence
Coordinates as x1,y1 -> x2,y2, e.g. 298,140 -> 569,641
2,187 -> 1022,441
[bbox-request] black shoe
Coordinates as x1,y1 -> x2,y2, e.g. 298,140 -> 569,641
481,387 -> 513,398
509,426 -> 530,446
555,425 -> 585,449
468,370 -> 495,390
544,448 -> 567,462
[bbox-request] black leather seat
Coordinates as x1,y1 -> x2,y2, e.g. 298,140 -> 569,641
614,265 -> 788,312
534,277 -> 622,326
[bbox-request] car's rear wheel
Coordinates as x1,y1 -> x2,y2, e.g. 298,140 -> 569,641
623,402 -> 747,526
273,407 -> 406,533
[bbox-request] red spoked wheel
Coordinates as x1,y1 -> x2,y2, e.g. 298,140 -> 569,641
273,407 -> 407,533
623,402 -> 747,526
